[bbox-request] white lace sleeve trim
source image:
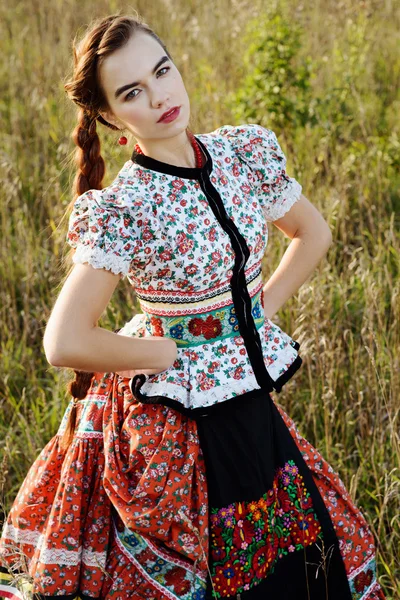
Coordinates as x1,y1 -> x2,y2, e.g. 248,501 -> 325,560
72,245 -> 132,276
264,179 -> 303,222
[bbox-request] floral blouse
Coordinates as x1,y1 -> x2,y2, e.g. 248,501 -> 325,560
66,123 -> 303,416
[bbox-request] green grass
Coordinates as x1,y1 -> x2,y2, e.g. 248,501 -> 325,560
0,0 -> 399,597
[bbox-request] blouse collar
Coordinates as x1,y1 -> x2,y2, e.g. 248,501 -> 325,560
131,135 -> 212,180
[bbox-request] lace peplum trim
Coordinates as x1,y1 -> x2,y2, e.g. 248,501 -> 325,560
117,313 -> 302,411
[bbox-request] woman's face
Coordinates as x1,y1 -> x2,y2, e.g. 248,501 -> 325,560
98,31 -> 190,143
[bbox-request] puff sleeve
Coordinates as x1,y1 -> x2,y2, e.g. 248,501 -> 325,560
219,123 -> 303,222
66,184 -> 157,278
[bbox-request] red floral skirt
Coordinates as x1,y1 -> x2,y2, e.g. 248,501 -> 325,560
0,372 -> 386,599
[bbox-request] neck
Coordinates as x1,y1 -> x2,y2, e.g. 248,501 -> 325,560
135,129 -> 197,168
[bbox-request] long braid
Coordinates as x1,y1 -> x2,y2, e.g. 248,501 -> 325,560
59,108 -> 106,451
72,108 -> 106,193
59,13 -> 174,450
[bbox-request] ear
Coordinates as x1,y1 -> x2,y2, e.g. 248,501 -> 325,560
99,109 -> 120,129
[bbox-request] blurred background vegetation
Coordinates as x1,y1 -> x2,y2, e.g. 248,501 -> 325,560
0,0 -> 399,596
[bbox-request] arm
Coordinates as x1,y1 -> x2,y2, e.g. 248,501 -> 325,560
43,262 -> 177,373
262,193 -> 332,320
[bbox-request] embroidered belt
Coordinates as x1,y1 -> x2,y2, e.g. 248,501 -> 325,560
142,288 -> 265,347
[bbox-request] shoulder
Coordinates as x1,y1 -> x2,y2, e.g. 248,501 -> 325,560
66,166 -> 159,277
70,164 -> 149,218
67,163 -> 156,251
200,123 -> 284,167
206,122 -> 277,150
203,124 -> 302,222
213,122 -> 272,141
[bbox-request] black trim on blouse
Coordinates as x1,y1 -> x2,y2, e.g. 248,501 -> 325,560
131,137 -> 211,180
129,134 -> 302,407
196,138 -> 276,393
130,375 -> 268,420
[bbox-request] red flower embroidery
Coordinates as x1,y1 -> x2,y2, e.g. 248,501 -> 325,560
188,317 -> 204,336
290,512 -> 321,546
209,460 -> 324,596
354,569 -> 374,593
214,557 -> 244,597
252,540 -> 275,579
211,546 -> 227,561
276,487 -> 293,513
201,316 -> 222,340
164,566 -> 191,594
188,315 -> 222,340
150,316 -> 164,336
232,518 -> 256,549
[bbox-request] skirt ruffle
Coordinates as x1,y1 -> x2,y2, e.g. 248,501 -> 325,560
0,373 -> 386,599
0,372 -> 208,599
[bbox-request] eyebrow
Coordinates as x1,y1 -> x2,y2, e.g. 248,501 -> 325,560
114,55 -> 170,99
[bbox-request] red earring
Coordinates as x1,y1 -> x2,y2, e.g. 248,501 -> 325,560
118,136 -> 128,145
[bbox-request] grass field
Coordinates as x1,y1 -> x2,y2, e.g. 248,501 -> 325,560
0,0 -> 399,597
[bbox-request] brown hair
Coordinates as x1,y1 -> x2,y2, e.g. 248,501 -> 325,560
59,12 -> 174,450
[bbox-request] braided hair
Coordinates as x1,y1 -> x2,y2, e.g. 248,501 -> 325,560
59,12 -> 173,449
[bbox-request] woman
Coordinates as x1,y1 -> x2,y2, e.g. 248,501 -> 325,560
0,12 -> 386,600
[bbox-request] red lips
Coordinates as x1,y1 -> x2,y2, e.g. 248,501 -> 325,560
158,106 -> 181,123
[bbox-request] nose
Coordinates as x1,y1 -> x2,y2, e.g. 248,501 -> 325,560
150,89 -> 170,109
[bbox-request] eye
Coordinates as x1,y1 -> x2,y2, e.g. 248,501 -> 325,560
157,66 -> 170,77
125,89 -> 139,100
125,66 -> 171,101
